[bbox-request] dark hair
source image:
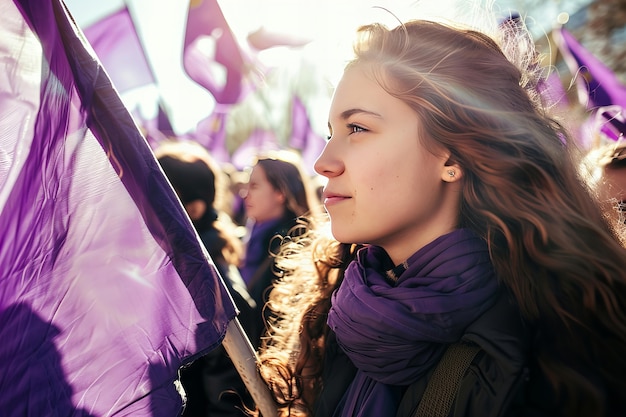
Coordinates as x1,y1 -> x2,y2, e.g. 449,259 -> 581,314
158,156 -> 216,206
155,140 -> 242,266
254,151 -> 321,220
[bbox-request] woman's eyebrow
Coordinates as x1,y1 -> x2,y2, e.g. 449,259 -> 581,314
339,108 -> 383,120
328,108 -> 384,131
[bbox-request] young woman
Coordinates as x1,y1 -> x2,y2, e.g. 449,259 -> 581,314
238,151 -> 321,347
257,14 -> 626,417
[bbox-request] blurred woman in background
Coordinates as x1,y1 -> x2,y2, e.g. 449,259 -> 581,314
238,150 -> 321,347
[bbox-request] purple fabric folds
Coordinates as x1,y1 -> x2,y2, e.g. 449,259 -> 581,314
238,218 -> 284,285
230,128 -> 280,170
0,1 -> 236,416
288,96 -> 326,176
83,6 -> 155,93
183,0 -> 248,105
538,70 -> 569,110
554,27 -> 626,110
190,105 -> 231,164
596,105 -> 626,142
328,229 -> 499,417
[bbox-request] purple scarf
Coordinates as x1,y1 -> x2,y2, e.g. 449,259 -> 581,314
239,218 -> 284,285
327,228 -> 499,417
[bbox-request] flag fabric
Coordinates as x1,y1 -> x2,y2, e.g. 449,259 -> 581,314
83,6 -> 155,93
157,102 -> 175,137
0,1 -> 236,416
246,26 -> 312,51
84,6 -> 169,150
538,69 -> 569,111
595,105 -> 626,143
183,0 -> 249,105
138,100 -> 176,149
189,105 -> 232,164
231,128 -> 280,170
288,96 -> 326,175
554,27 -> 626,110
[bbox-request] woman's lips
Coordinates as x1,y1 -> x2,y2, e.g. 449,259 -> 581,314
322,192 -> 350,206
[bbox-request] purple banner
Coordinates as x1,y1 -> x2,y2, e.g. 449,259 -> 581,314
555,27 -> 626,110
0,1 -> 236,416
183,0 -> 247,105
83,6 -> 155,93
288,96 -> 326,175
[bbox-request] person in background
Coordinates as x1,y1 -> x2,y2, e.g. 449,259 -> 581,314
582,140 -> 626,238
238,150 -> 321,347
154,140 -> 255,417
580,106 -> 626,239
256,10 -> 626,417
221,162 -> 251,231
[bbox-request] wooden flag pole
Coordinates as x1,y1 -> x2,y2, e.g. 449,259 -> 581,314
222,318 -> 278,417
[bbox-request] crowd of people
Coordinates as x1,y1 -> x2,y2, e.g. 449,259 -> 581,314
154,142 -> 323,416
148,6 -> 626,417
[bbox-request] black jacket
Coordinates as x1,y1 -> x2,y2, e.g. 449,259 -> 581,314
314,292 -> 560,417
179,228 -> 257,417
396,292 -> 533,417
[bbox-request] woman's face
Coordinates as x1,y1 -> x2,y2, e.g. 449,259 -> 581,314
315,65 -> 461,264
243,164 -> 285,223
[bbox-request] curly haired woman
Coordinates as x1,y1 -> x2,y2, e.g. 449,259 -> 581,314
256,10 -> 626,417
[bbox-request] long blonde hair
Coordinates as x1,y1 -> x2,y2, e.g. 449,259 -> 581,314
259,220 -> 360,415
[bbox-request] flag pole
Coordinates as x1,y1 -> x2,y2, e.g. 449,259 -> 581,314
222,318 -> 278,417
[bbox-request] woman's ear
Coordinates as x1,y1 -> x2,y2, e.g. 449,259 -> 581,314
185,199 -> 207,221
275,190 -> 286,205
441,162 -> 463,183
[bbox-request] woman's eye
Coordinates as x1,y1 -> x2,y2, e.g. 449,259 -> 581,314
348,123 -> 366,134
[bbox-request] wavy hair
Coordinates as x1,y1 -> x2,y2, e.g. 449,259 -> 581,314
258,18 -> 626,417
351,19 -> 626,416
253,150 -> 322,221
155,140 -> 243,266
581,141 -> 626,240
258,220 -> 360,416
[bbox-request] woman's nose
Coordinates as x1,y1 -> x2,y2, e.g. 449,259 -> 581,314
314,140 -> 344,178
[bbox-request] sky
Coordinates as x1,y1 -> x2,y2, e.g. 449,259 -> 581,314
62,0 -> 592,135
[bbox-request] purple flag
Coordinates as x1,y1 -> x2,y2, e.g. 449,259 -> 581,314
183,0 -> 249,105
1,1 -> 236,417
246,26 -> 312,51
554,27 -> 626,110
231,129 -> 280,170
190,105 -> 232,164
538,70 -> 569,110
288,96 -> 327,175
157,102 -> 175,137
83,6 -> 155,93
138,100 -> 176,150
595,105 -> 626,142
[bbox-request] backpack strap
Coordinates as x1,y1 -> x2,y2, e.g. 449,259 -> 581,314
412,342 -> 481,417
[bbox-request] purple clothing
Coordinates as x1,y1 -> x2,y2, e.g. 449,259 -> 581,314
328,229 -> 499,417
239,218 -> 285,285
